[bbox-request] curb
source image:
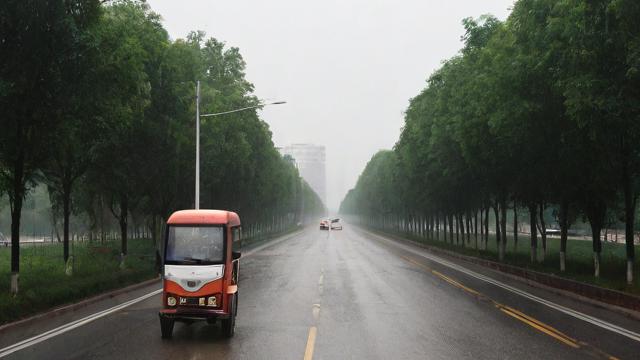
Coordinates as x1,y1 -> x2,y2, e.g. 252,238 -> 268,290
358,226 -> 640,320
0,276 -> 161,334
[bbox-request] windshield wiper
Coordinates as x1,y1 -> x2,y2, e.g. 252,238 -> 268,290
181,257 -> 205,264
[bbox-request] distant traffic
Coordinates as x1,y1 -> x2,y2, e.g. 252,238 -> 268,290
320,218 -> 342,231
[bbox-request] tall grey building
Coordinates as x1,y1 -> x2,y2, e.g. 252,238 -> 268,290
279,144 -> 326,205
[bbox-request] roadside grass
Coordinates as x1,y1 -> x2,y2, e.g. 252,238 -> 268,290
0,239 -> 157,325
385,230 -> 640,295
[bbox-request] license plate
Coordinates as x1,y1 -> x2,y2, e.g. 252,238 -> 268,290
179,297 -> 199,305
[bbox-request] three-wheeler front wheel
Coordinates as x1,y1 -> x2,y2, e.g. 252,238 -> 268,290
221,293 -> 238,338
160,316 -> 175,339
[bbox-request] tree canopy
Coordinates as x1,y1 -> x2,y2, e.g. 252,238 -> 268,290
341,0 -> 640,285
0,0 -> 324,293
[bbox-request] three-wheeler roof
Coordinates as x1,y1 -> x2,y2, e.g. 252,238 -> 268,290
167,209 -> 241,227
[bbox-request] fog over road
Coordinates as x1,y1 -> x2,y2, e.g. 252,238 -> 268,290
2,226 -> 639,359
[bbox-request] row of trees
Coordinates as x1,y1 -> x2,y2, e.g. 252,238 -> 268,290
341,0 -> 640,284
0,0 -> 324,293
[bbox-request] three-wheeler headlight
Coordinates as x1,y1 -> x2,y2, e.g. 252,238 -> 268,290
207,296 -> 217,307
167,296 -> 177,307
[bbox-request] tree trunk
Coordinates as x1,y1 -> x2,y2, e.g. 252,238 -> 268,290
118,196 -> 129,270
10,194 -> 23,295
559,199 -> 569,272
457,214 -> 463,246
493,204 -> 501,252
529,204 -> 538,263
499,199 -> 507,262
62,182 -> 71,264
449,214 -> 454,243
474,209 -> 478,249
466,213 -> 471,244
62,179 -> 74,276
443,214 -> 447,243
592,225 -> 602,278
538,203 -> 547,263
623,164 -> 636,285
480,207 -> 484,247
484,207 -> 489,250
586,202 -> 605,278
424,215 -> 428,239
425,215 -> 429,239
454,214 -> 459,244
9,153 -> 26,294
513,201 -> 518,252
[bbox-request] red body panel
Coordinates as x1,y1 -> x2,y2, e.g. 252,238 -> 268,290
167,209 -> 240,227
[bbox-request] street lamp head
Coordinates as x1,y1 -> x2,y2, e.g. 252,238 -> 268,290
270,101 -> 287,105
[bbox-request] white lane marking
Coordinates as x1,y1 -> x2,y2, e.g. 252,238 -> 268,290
0,229 -> 307,358
318,273 -> 324,296
361,228 -> 640,343
312,304 -> 321,321
0,289 -> 162,358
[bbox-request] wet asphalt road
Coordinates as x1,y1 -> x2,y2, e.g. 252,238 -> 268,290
2,225 -> 640,359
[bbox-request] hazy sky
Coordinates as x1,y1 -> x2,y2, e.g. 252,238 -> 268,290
146,0 -> 514,211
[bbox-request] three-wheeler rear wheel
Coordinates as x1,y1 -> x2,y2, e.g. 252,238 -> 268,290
160,316 -> 175,339
221,293 -> 238,338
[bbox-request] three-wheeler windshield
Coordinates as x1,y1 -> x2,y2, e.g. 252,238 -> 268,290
166,226 -> 224,264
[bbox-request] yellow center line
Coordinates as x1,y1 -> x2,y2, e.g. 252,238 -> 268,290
399,255 -> 626,358
431,270 -> 482,296
499,305 -> 579,344
499,307 -> 580,348
303,326 -> 317,360
303,271 -> 325,360
402,255 -> 482,297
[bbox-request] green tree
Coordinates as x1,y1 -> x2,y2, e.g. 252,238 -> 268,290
0,0 -> 101,293
86,0 -> 160,263
554,0 -> 640,282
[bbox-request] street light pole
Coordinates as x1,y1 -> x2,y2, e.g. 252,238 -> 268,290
195,80 -> 201,209
200,101 -> 286,117
193,79 -> 285,210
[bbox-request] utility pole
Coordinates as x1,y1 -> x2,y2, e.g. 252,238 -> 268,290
195,80 -> 200,209
300,178 -> 305,225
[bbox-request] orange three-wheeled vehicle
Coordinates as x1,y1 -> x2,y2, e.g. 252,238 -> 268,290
159,210 -> 241,338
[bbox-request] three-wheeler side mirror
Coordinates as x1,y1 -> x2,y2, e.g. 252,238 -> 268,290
232,251 -> 242,260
